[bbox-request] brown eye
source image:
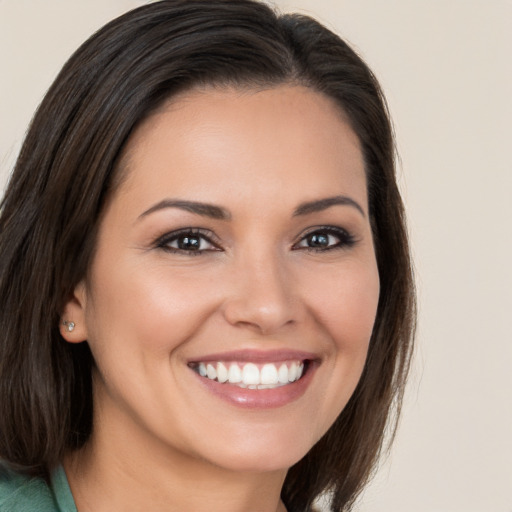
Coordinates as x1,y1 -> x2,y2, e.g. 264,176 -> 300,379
294,227 -> 355,252
177,234 -> 202,251
156,229 -> 220,254
306,233 -> 331,248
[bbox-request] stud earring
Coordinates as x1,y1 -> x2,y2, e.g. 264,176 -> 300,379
62,320 -> 75,332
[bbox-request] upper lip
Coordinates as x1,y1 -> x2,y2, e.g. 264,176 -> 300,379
187,349 -> 319,364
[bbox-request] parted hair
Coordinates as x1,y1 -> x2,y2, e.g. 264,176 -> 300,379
0,1 -> 415,510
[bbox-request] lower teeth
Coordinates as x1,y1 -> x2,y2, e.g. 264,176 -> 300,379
197,375 -> 301,389
234,382 -> 289,390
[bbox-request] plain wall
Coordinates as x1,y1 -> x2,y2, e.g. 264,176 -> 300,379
1,1 -> 511,511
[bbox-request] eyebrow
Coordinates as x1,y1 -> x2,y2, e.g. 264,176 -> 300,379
138,199 -> 231,220
138,194 -> 365,222
293,195 -> 366,218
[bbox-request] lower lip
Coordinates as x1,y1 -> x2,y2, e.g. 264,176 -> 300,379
193,363 -> 317,409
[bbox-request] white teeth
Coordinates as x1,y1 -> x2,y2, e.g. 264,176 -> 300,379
206,364 -> 217,380
260,363 -> 279,385
289,361 -> 298,382
278,363 -> 289,384
194,360 -> 306,388
228,364 -> 242,383
216,362 -> 228,383
242,363 -> 260,385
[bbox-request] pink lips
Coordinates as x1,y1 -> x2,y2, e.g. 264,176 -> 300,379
188,349 -> 318,364
188,350 -> 319,409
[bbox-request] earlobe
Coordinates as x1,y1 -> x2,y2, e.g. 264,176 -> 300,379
62,320 -> 76,332
60,281 -> 88,343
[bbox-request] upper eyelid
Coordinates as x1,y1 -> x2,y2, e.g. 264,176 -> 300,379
296,225 -> 352,239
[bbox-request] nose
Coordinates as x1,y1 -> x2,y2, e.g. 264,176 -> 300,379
222,251 -> 299,335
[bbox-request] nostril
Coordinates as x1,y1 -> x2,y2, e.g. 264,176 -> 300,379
222,288 -> 298,334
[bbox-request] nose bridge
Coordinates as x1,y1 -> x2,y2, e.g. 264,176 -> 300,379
222,242 -> 297,334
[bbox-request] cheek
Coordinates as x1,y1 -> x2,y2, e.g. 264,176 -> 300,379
275,257 -> 379,443
302,258 -> 380,351
85,260 -> 220,357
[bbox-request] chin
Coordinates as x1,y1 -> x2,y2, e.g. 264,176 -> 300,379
197,427 -> 318,474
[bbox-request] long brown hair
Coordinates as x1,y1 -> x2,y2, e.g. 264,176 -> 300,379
0,1 -> 415,510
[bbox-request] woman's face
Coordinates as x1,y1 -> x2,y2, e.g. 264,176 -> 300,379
66,85 -> 380,473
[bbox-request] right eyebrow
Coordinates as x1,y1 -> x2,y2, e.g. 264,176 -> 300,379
138,199 -> 232,221
293,195 -> 366,218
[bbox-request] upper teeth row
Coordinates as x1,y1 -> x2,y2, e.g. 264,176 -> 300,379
195,361 -> 305,388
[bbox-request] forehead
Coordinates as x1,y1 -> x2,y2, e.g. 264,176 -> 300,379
115,85 -> 366,213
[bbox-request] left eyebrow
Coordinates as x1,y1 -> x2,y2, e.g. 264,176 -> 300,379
138,199 -> 231,220
293,195 -> 366,218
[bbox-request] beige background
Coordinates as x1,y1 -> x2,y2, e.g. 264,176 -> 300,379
1,1 -> 511,511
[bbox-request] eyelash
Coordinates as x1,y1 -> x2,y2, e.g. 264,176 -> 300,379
293,226 -> 356,252
154,225 -> 356,256
155,228 -> 220,256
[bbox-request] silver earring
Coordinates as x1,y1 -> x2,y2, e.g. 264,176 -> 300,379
62,320 -> 75,332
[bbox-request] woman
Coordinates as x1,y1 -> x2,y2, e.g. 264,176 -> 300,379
0,1 -> 415,511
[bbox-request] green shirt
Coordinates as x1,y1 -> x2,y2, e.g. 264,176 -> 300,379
0,465 -> 76,512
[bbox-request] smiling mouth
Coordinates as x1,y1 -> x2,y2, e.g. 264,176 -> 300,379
189,360 -> 308,389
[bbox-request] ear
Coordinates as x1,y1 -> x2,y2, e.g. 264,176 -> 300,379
60,281 -> 88,343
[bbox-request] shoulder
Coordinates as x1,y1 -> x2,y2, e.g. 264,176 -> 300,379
0,465 -> 57,512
